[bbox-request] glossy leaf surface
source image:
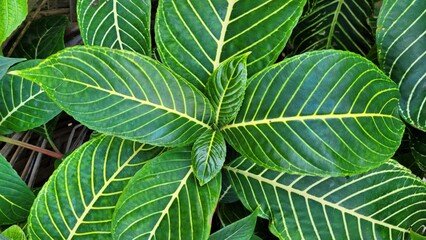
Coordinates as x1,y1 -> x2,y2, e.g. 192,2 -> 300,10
0,61 -> 61,134
207,54 -> 248,126
209,208 -> 258,240
224,157 -> 426,239
11,46 -> 214,147
0,154 -> 35,225
376,0 -> 426,130
112,147 -> 221,240
192,130 -> 226,185
156,0 -> 306,90
28,135 -> 163,239
12,15 -> 69,59
291,0 -> 374,56
0,0 -> 27,46
222,50 -> 405,175
77,0 -> 151,55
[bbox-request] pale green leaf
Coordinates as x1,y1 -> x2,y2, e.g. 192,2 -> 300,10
0,60 -> 60,134
156,0 -> 306,90
207,53 -> 248,126
28,135 -> 163,239
0,56 -> 25,78
0,0 -> 27,46
209,208 -> 258,240
291,0 -> 374,56
77,0 -> 151,55
224,157 -> 426,239
222,50 -> 405,175
10,46 -> 214,147
376,0 -> 426,130
0,154 -> 35,225
12,15 -> 69,59
112,147 -> 221,240
1,225 -> 26,240
192,130 -> 226,185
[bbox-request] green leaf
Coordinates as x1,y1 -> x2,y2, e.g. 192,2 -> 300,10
0,56 -> 25,78
0,154 -> 35,225
112,147 -> 221,240
11,46 -> 214,147
376,0 -> 426,130
217,201 -> 251,227
224,157 -> 426,239
207,53 -> 248,126
12,15 -> 69,59
409,127 -> 426,172
77,0 -> 151,55
410,230 -> 426,240
155,0 -> 306,90
291,0 -> 374,56
1,225 -> 26,240
192,130 -> 226,185
210,208 -> 258,240
0,0 -> 27,46
222,50 -> 405,175
28,135 -> 163,239
0,60 -> 61,134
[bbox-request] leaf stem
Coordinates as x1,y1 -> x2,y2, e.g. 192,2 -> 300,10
0,135 -> 63,159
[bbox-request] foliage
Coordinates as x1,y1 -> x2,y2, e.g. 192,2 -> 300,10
0,0 -> 425,239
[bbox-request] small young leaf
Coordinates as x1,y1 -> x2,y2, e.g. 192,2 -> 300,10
0,0 -> 27,46
0,154 -> 35,225
10,46 -> 214,147
112,147 -> 221,240
77,0 -> 151,55
222,50 -> 405,175
206,53 -> 249,126
192,130 -> 226,185
28,135 -> 163,239
377,0 -> 426,130
224,157 -> 426,239
1,225 -> 26,240
209,208 -> 258,240
0,60 -> 61,134
12,15 -> 69,59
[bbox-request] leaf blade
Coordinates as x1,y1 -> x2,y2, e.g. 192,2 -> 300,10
209,208 -> 258,240
0,0 -> 27,46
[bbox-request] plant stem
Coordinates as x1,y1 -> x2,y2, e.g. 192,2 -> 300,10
0,135 -> 63,159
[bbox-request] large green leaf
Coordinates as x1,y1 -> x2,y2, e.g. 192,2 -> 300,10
192,130 -> 226,185
0,60 -> 61,134
0,0 -> 27,46
291,0 -> 374,56
376,0 -> 426,131
224,157 -> 426,239
12,15 -> 69,59
0,154 -> 35,225
112,147 -> 221,240
11,46 -> 214,147
206,53 -> 248,127
28,135 -> 163,239
209,208 -> 258,240
77,0 -> 151,55
155,0 -> 306,90
222,50 -> 405,175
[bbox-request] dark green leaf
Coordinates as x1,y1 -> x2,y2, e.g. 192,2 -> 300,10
224,157 -> 426,239
156,0 -> 306,90
28,135 -> 163,239
0,154 -> 35,225
192,130 -> 226,185
207,53 -> 248,126
409,127 -> 426,172
217,201 -> 251,227
11,46 -> 214,147
0,0 -> 27,46
222,50 -> 405,175
77,0 -> 151,55
376,0 -> 426,130
112,147 -> 221,240
0,56 -> 25,78
210,208 -> 258,240
291,0 -> 374,56
12,15 -> 69,59
0,60 -> 61,134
